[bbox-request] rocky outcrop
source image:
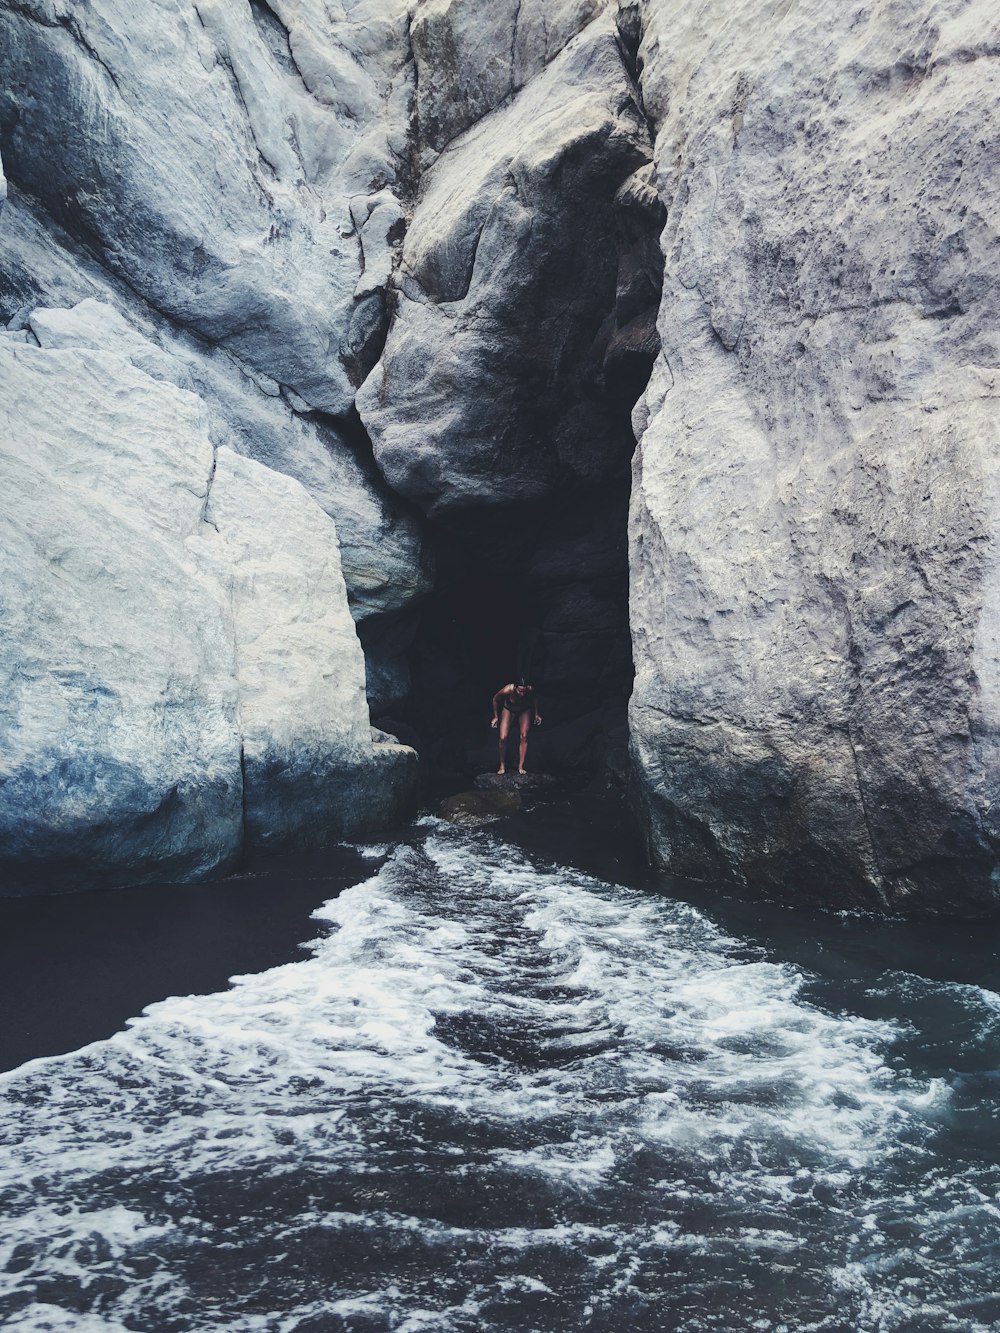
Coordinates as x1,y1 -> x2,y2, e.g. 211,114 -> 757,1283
628,0 -> 1000,911
409,0 -> 605,156
0,0 -> 431,891
0,331 -> 413,892
0,0 -> 432,712
359,15 -> 651,515
4,0 -> 997,913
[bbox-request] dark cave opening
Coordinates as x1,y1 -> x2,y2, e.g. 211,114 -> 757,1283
374,481 -> 638,786
365,7 -> 664,788
439,572 -> 536,693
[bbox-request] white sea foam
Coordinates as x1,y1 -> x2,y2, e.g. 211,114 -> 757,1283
0,826 -> 991,1332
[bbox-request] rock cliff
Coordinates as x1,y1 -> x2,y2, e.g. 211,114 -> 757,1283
1,0 -> 996,909
628,0 -> 1000,911
0,0 -> 426,889
358,7 -> 660,772
0,329 -> 413,890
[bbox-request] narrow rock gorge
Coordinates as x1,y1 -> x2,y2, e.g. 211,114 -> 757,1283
1,0 -> 997,912
359,4 -> 663,776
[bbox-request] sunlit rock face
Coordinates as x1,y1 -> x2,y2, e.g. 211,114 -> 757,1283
0,331 -> 414,892
0,0 -> 414,413
24,299 -> 430,632
628,0 -> 1000,911
0,0 -> 428,889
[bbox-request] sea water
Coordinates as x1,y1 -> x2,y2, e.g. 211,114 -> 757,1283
2,821 -> 1000,1331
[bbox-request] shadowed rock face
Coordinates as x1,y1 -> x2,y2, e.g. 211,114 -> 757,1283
359,17 -> 652,516
627,0 -> 1000,912
358,13 -> 662,772
410,0 -> 607,157
2,0 -> 997,911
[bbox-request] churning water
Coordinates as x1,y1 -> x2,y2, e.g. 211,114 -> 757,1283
2,821 -> 1000,1331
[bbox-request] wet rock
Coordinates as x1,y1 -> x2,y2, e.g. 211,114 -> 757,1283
439,789 -> 523,825
628,0 -> 1000,912
473,772 -> 556,792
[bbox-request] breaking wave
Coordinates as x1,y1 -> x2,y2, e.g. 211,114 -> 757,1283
2,824 -> 998,1331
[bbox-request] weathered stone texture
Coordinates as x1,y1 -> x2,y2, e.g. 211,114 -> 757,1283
3,0 -> 997,911
410,0 -> 606,155
359,15 -> 651,516
628,0 -> 1000,910
0,0 -> 413,413
0,334 -> 413,892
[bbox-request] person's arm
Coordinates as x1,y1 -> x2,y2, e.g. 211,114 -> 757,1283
533,693 -> 542,725
491,688 -> 506,728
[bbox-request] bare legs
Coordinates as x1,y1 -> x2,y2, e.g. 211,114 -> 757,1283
497,710 -> 511,773
497,710 -> 531,774
517,710 -> 531,774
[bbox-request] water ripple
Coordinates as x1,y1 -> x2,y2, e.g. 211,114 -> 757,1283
0,826 -> 992,1331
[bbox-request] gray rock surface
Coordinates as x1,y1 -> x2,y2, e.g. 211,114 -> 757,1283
203,447 -> 417,850
0,0 -> 433,889
0,0 -> 433,713
355,9 -> 656,774
4,0 -> 996,914
22,298 -> 431,628
0,102 -> 433,702
0,334 -> 413,892
628,0 -> 1000,911
410,0 -> 605,155
0,0 -> 414,413
358,15 -> 652,516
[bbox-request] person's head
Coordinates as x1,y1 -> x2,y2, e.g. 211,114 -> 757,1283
515,676 -> 530,693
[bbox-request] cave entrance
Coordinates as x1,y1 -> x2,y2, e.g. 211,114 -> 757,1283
437,570 -> 538,712
386,484 -> 637,785
365,10 -> 663,787
393,555 -> 539,779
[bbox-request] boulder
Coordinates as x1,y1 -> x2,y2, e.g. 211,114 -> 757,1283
439,789 -> 523,825
203,448 -> 417,850
628,0 -> 1000,911
358,16 -> 652,517
0,336 -> 413,893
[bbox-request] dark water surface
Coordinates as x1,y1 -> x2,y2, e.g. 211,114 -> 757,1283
2,794 -> 1000,1331
0,844 -> 382,1073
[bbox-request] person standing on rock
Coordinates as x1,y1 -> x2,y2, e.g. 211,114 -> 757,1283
491,678 -> 541,775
